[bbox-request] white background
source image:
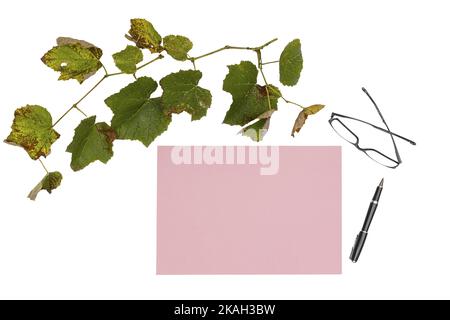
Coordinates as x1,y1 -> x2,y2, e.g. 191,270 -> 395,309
0,0 -> 448,299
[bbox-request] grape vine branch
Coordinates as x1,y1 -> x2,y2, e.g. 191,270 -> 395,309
4,18 -> 325,200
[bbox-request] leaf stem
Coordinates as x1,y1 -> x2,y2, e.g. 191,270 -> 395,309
262,60 -> 279,65
136,54 -> 164,71
38,159 -> 49,174
256,50 -> 272,110
255,38 -> 279,50
101,64 -> 108,75
106,71 -> 123,77
188,38 -> 278,63
281,96 -> 305,109
74,106 -> 88,117
52,106 -> 76,128
191,46 -> 229,60
52,74 -> 107,127
187,38 -> 278,110
74,75 -> 108,106
187,55 -> 197,70
52,55 -> 164,128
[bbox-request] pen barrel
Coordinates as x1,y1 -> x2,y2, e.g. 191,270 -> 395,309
362,186 -> 383,231
349,231 -> 368,263
350,181 -> 383,262
362,202 -> 378,231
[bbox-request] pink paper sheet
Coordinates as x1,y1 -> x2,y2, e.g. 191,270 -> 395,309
157,146 -> 341,274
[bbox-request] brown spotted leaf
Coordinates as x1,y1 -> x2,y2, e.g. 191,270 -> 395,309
125,18 -> 163,53
56,37 -> 103,59
28,171 -> 63,201
41,38 -> 103,84
4,105 -> 60,160
291,104 -> 325,137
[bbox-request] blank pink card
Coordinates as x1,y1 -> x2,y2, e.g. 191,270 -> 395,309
157,146 -> 341,274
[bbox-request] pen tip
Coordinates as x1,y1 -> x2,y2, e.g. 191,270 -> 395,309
380,178 -> 384,187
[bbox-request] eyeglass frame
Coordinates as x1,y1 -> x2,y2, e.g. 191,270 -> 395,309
328,88 -> 416,169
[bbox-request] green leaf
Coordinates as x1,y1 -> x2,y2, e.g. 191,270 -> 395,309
163,35 -> 193,61
28,171 -> 63,201
223,61 -> 280,126
41,39 -> 103,84
105,77 -> 171,146
291,104 -> 325,137
222,60 -> 258,99
66,116 -> 115,171
126,18 -> 162,53
241,118 -> 271,142
279,39 -> 303,86
4,105 -> 60,160
112,45 -> 143,74
160,70 -> 212,120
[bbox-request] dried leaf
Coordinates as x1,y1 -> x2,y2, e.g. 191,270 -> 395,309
291,104 -> 325,137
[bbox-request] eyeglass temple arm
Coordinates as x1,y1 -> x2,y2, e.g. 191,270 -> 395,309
362,87 -> 403,162
331,112 -> 416,145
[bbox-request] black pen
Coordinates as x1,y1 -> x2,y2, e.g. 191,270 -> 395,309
350,178 -> 384,263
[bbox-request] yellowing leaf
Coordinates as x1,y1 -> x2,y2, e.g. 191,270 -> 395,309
126,18 -> 163,53
56,37 -> 103,59
291,104 -> 325,137
4,105 -> 60,160
41,39 -> 103,84
163,35 -> 193,61
303,104 -> 325,115
112,45 -> 143,74
28,171 -> 63,201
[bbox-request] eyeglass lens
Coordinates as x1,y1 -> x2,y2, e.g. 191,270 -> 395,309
330,119 -> 358,144
363,149 -> 398,168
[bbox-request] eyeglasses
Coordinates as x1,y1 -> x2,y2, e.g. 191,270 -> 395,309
329,88 -> 416,168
